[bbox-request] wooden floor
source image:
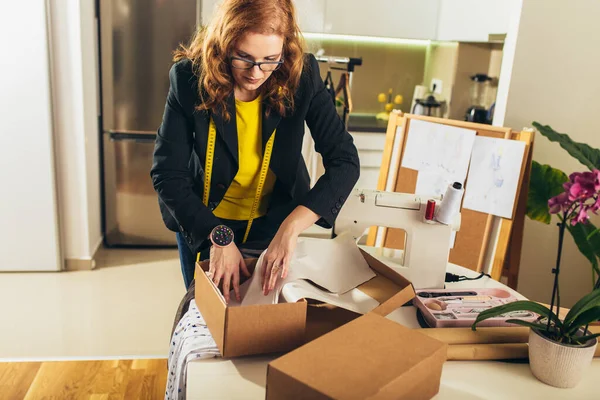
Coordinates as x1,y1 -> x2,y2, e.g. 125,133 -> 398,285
0,359 -> 168,400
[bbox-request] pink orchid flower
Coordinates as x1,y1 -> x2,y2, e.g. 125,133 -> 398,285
548,169 -> 600,225
573,205 -> 590,225
548,192 -> 569,214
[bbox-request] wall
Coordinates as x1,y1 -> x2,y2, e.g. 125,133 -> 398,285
487,46 -> 503,78
422,42 -> 503,121
305,38 -> 429,114
49,0 -> 102,265
449,43 -> 498,121
495,0 -> 600,307
81,0 -> 102,259
0,1 -> 62,271
423,42 -> 458,116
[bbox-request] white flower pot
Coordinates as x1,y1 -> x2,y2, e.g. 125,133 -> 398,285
528,328 -> 597,388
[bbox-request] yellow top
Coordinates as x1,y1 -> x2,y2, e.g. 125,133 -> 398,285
213,96 -> 276,220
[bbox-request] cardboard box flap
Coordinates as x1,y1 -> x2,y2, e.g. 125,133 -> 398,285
357,275 -> 403,304
267,313 -> 447,400
357,249 -> 416,316
195,263 -> 227,353
359,248 -> 412,287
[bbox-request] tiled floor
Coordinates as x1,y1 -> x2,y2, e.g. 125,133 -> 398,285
0,248 -> 185,361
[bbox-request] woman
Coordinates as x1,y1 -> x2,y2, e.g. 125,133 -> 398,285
151,0 -> 359,302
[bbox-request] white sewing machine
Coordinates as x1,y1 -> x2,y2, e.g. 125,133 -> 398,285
335,189 -> 460,289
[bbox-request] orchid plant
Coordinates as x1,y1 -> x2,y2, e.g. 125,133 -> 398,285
472,170 -> 600,344
472,123 -> 600,345
526,122 -> 600,286
543,171 -> 600,338
548,170 -> 600,297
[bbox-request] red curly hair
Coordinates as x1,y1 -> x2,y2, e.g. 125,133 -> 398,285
174,0 -> 306,121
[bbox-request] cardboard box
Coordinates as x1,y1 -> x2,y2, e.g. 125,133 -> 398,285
266,313 -> 448,400
194,249 -> 416,358
195,259 -> 307,358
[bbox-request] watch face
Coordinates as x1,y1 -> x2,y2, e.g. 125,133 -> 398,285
212,225 -> 233,247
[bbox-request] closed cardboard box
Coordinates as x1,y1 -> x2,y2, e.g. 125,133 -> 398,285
195,248 -> 416,358
266,313 -> 448,400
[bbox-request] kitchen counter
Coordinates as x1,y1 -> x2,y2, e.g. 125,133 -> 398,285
346,114 -> 388,133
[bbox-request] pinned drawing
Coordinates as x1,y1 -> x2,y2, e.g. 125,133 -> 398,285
401,119 -> 476,196
463,136 -> 526,218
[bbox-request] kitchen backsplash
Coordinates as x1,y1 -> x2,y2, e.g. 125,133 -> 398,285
305,37 -> 428,115
304,37 -> 504,121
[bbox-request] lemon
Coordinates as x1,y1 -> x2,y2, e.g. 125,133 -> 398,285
377,93 -> 386,103
394,94 -> 403,105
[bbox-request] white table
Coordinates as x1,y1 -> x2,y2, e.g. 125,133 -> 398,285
187,263 -> 598,399
187,357 -> 600,399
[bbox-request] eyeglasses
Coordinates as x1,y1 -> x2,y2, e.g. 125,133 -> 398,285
230,56 -> 283,72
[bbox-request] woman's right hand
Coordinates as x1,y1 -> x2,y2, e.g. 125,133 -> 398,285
209,244 -> 250,303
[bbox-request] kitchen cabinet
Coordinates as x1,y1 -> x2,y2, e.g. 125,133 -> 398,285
349,131 -> 386,190
323,0 -> 440,40
202,0 -> 327,32
296,0 -> 326,33
436,0 -> 519,42
303,127 -> 386,192
203,0 -> 517,42
201,0 -> 217,25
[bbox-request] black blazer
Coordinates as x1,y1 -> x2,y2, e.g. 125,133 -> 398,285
151,53 -> 360,253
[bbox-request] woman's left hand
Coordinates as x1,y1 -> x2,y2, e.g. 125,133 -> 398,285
261,222 -> 298,295
261,206 -> 320,295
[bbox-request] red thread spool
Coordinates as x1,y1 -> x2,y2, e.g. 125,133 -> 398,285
425,199 -> 436,220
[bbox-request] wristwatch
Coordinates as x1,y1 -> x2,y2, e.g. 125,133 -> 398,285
210,225 -> 234,248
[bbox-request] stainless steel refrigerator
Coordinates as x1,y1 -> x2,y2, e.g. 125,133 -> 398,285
99,0 -> 200,246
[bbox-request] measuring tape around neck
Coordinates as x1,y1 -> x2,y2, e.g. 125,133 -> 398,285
203,118 -> 276,245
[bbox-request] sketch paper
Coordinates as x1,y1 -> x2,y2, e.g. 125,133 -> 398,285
234,233 -> 376,307
463,136 -> 526,218
281,281 -> 380,315
401,119 -> 476,197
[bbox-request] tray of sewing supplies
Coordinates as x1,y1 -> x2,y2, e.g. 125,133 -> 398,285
413,288 -> 538,328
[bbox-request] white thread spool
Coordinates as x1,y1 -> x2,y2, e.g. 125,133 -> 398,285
436,182 -> 464,225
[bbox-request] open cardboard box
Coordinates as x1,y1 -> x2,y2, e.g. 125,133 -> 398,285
194,248 -> 417,358
194,259 -> 306,358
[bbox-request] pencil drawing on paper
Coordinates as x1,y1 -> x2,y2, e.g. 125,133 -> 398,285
486,147 -> 505,198
463,136 -> 526,219
401,119 -> 476,197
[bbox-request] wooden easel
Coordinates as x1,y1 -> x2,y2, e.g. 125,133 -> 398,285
367,111 -> 535,288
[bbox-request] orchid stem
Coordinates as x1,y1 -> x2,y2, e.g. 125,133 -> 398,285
548,218 -> 567,334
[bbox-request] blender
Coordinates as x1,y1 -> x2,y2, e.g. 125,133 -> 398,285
465,74 -> 493,124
